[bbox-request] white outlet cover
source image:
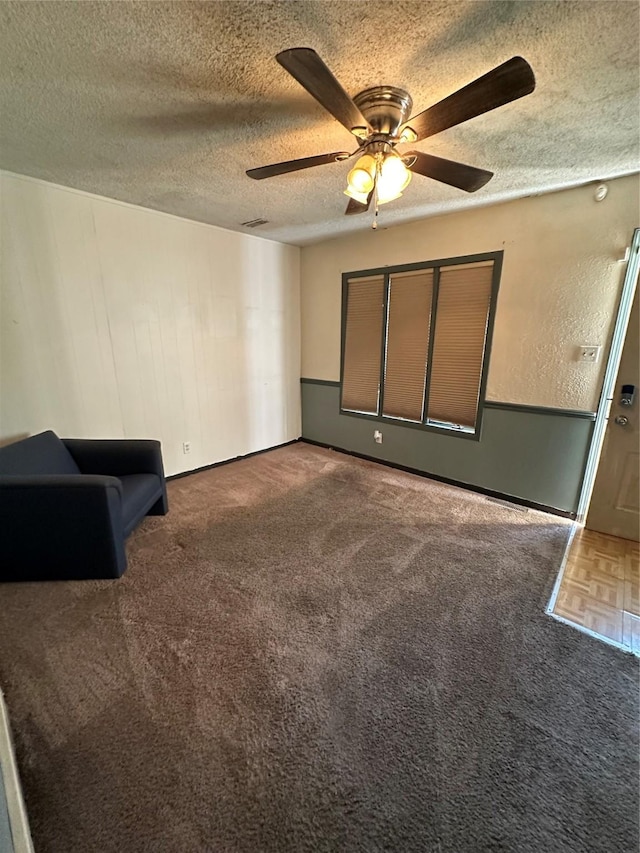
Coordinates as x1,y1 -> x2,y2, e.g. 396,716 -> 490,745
579,345 -> 602,363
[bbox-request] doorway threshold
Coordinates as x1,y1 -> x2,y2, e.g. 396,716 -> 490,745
546,525 -> 640,656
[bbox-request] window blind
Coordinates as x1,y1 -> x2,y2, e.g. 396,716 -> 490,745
383,269 -> 434,421
341,275 -> 385,414
427,261 -> 493,428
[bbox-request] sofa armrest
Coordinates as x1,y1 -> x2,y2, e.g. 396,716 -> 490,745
62,439 -> 165,479
0,475 -> 127,580
0,474 -> 122,491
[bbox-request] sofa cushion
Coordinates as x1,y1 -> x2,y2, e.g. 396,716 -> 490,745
119,474 -> 162,536
0,431 -> 80,476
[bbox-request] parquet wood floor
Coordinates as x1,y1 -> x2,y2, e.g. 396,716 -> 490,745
551,527 -> 640,652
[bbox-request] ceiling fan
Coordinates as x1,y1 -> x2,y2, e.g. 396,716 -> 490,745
247,48 -> 535,222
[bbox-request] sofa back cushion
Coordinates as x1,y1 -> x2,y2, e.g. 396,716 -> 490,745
0,431 -> 81,475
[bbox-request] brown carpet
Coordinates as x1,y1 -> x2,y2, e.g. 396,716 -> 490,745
0,443 -> 637,853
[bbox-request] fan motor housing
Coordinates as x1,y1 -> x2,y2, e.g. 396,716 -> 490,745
353,86 -> 413,136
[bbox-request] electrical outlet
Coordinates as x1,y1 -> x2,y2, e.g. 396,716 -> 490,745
182,441 -> 191,454
579,345 -> 602,363
373,430 -> 383,444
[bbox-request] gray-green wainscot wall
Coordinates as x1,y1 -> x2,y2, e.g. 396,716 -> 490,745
301,379 -> 595,516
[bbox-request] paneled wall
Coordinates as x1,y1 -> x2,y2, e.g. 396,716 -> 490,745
0,172 -> 301,475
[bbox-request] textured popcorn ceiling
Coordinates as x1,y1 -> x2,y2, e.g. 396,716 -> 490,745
0,0 -> 638,246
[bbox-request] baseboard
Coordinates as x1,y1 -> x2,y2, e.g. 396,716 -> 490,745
0,688 -> 34,853
166,438 -> 301,481
301,438 -> 576,519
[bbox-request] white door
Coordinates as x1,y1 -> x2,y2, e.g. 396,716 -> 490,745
586,286 -> 639,541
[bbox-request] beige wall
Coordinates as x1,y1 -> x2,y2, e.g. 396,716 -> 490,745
0,172 -> 301,475
301,174 -> 639,412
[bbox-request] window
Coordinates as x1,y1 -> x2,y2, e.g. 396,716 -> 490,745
340,252 -> 501,437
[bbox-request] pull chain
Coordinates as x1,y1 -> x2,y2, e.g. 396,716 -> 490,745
372,157 -> 380,230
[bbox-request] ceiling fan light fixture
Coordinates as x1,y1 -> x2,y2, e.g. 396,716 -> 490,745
344,187 -> 370,205
377,190 -> 405,205
346,153 -> 377,195
376,152 -> 412,204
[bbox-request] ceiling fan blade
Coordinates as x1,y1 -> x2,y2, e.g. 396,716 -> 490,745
345,191 -> 373,215
276,47 -> 372,136
247,151 -> 349,180
405,151 -> 493,192
402,56 -> 535,142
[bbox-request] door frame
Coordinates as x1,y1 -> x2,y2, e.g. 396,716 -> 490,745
577,227 -> 640,523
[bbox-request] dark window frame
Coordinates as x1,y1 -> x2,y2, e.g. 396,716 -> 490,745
339,250 -> 503,441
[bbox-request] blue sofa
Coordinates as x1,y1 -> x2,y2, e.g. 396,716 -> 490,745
0,431 -> 168,581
